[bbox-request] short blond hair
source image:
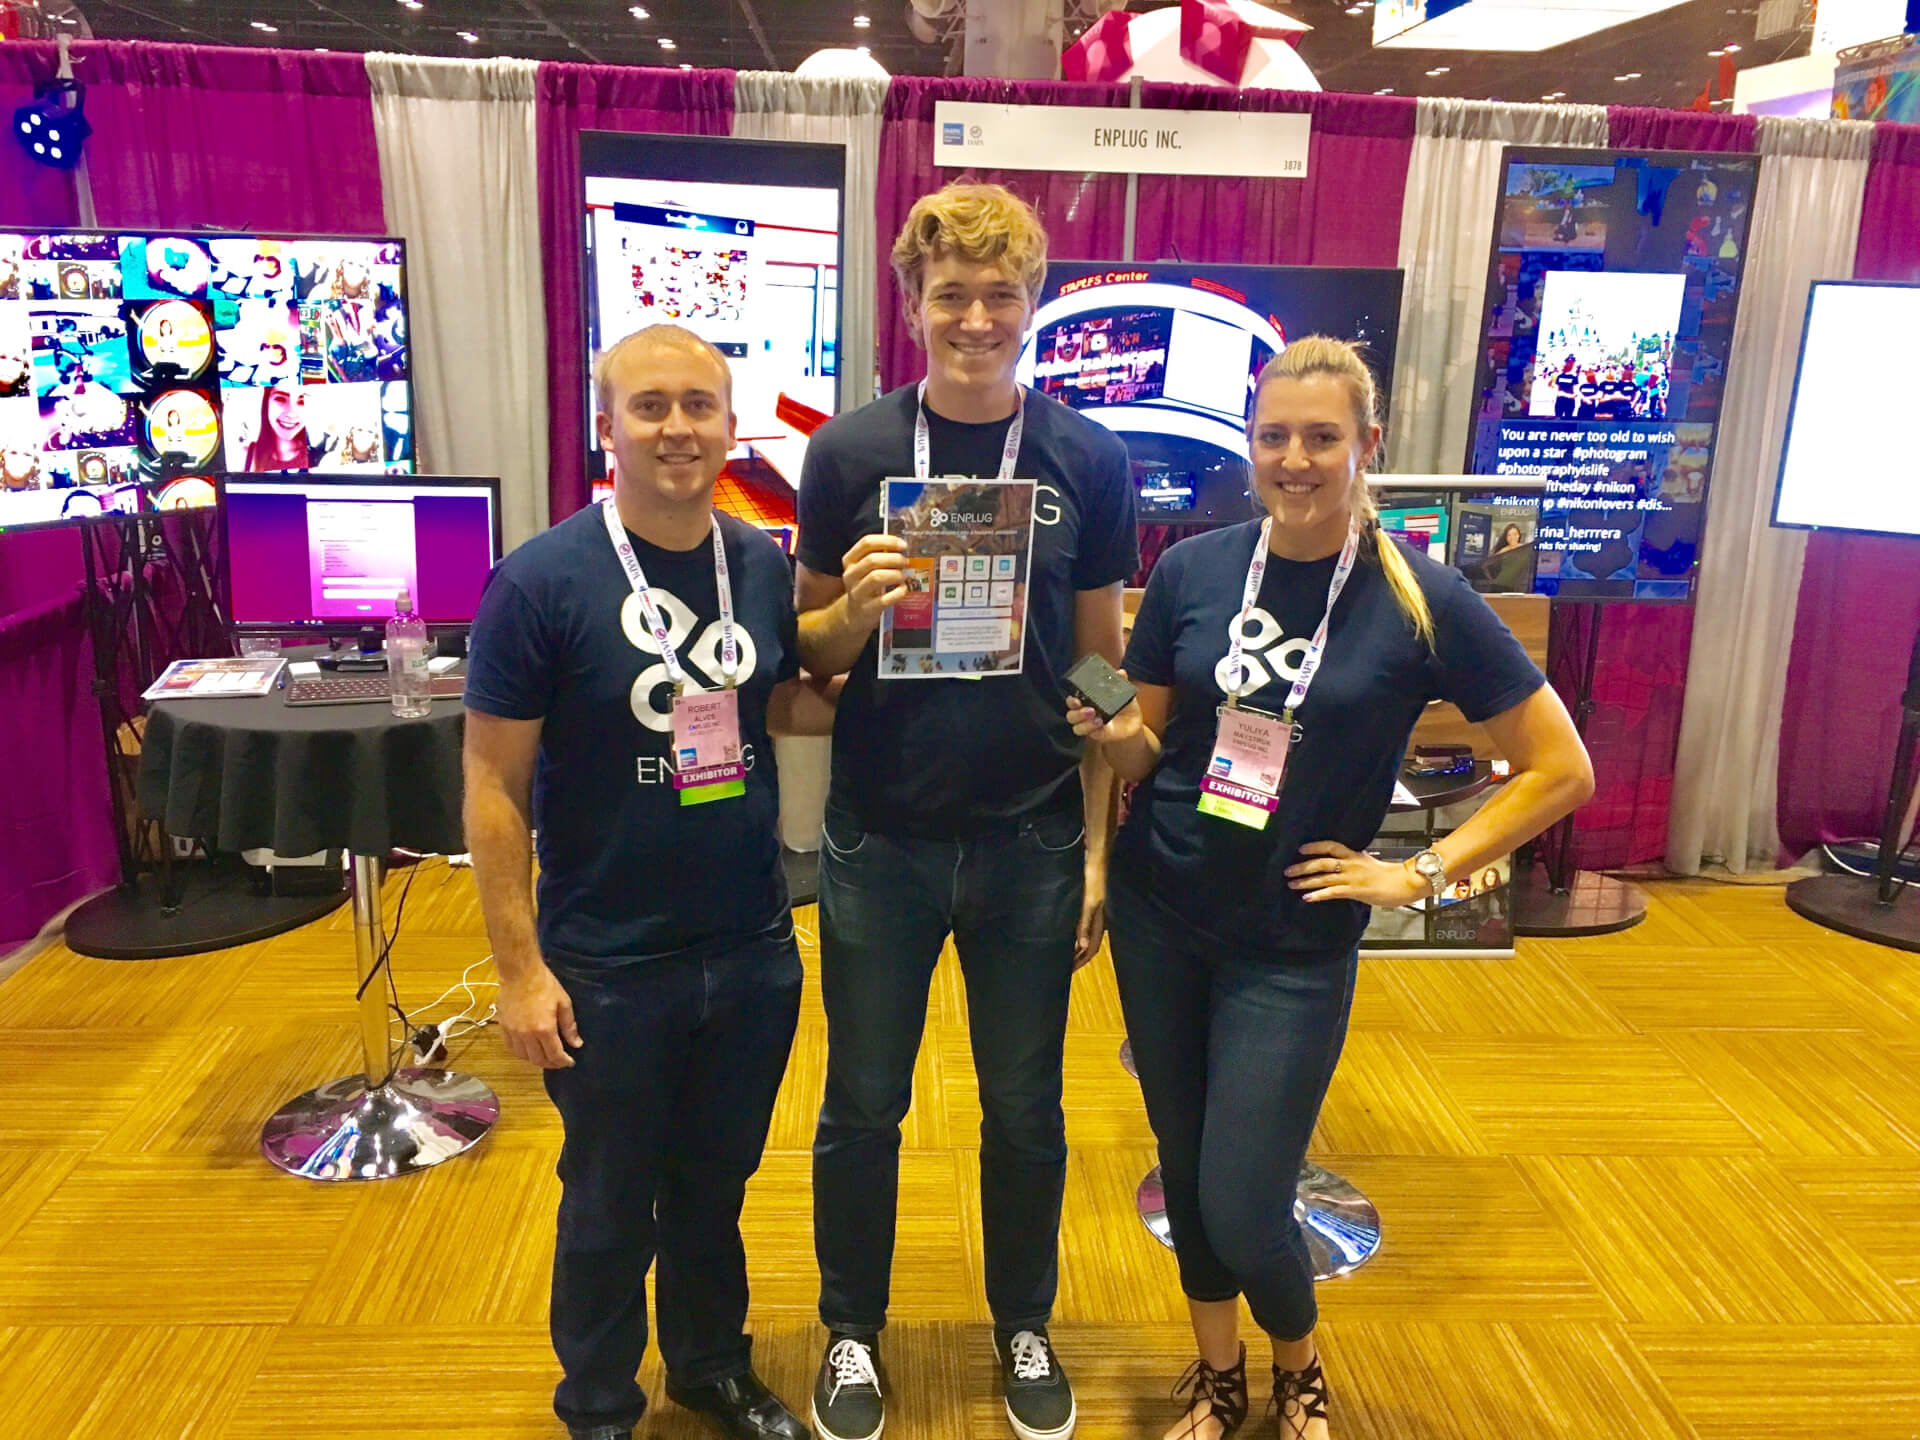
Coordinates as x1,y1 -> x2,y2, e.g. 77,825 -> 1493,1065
594,324 -> 733,416
890,182 -> 1049,307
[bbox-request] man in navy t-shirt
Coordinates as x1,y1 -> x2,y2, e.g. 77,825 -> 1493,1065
463,325 -> 828,1440
795,184 -> 1137,1440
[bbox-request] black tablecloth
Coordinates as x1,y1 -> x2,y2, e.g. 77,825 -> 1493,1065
137,681 -> 466,859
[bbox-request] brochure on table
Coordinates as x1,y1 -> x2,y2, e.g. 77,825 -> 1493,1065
142,655 -> 285,700
879,478 -> 1035,678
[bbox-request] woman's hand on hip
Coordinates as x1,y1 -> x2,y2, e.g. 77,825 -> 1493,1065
1286,840 -> 1424,908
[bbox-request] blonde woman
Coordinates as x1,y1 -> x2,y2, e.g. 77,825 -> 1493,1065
1070,338 -> 1593,1440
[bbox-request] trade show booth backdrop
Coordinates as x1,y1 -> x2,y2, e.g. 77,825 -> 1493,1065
3,40 -> 1917,948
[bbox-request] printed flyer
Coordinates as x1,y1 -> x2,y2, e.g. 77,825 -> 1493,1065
879,478 -> 1035,677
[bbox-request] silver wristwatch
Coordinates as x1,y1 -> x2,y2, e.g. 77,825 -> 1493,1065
1409,849 -> 1447,902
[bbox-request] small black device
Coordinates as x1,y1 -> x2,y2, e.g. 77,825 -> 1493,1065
315,651 -> 389,674
1063,652 -> 1137,723
1406,743 -> 1474,778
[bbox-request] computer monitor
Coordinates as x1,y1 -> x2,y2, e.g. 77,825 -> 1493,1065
1773,281 -> 1920,541
222,474 -> 500,634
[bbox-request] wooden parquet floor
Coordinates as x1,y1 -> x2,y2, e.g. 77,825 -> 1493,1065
3,871 -> 1919,1439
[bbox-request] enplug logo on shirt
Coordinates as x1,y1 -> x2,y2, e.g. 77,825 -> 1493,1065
1213,605 -> 1310,697
618,588 -> 761,734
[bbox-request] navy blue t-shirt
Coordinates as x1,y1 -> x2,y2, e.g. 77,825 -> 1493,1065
1117,521 -> 1545,958
796,383 -> 1139,838
463,506 -> 799,966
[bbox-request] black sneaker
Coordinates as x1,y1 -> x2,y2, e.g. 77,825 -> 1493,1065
812,1332 -> 885,1440
995,1329 -> 1076,1440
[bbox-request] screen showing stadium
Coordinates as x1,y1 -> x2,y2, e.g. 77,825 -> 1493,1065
1015,263 -> 1403,523
1774,281 -> 1920,541
224,476 -> 498,631
580,132 -> 845,492
1465,149 -> 1758,602
0,228 -> 414,533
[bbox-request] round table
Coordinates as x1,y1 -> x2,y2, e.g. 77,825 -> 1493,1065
137,675 -> 497,1181
1118,765 -> 1502,1278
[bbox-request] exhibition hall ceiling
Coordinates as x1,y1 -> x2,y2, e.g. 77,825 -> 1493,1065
76,0 -> 1795,109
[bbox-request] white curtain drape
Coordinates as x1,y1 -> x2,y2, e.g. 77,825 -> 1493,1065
1666,116 -> 1873,874
1387,99 -> 1609,474
731,71 -> 887,414
366,54 -> 549,552
732,73 -> 886,854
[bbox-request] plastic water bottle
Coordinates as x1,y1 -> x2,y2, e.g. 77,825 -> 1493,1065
387,589 -> 432,718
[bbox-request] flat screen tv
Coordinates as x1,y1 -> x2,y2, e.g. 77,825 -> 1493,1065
222,473 -> 500,634
1463,148 -> 1759,602
0,228 -> 414,534
1773,280 -> 1920,541
579,132 -> 846,493
1015,262 -> 1403,525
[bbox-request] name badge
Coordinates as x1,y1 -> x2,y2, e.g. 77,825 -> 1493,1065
1197,705 -> 1291,830
671,689 -> 746,806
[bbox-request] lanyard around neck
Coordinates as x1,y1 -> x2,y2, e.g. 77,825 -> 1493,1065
1223,518 -> 1361,722
600,497 -> 737,692
913,380 -> 1026,483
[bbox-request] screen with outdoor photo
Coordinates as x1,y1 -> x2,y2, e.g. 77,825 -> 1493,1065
580,131 -> 846,497
1774,281 -> 1920,541
0,228 -> 414,533
1466,149 -> 1758,602
1016,262 -> 1403,526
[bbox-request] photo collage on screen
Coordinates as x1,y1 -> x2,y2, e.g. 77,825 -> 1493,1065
584,172 -> 840,493
0,230 -> 412,532
1465,153 -> 1757,601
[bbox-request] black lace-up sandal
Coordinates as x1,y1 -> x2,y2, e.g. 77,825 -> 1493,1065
1269,1355 -> 1329,1440
1168,1344 -> 1249,1440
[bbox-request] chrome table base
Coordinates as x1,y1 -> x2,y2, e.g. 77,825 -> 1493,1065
261,853 -> 497,1180
261,1067 -> 499,1180
1136,1160 -> 1382,1281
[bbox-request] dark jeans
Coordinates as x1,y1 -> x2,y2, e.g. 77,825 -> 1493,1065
544,929 -> 802,1432
812,801 -> 1083,1335
1108,876 -> 1357,1342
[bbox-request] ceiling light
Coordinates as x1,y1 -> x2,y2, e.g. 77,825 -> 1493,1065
1708,48 -> 1724,55
629,4 -> 649,15
251,20 -> 278,31
1346,5 -> 1365,12
679,62 -> 692,69
400,0 -> 422,8
853,12 -> 871,26
1426,66 -> 1450,74
457,30 -> 478,42
1614,71 -> 1641,80
659,36 -> 676,49
1374,86 -> 1395,93
1724,41 -> 1742,51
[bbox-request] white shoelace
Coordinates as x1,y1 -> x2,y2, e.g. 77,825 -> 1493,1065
1008,1331 -> 1053,1382
826,1337 -> 881,1400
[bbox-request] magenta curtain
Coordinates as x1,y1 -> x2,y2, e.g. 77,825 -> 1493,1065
0,41 -> 388,946
876,76 -> 1135,392
1776,122 -> 1920,855
1604,107 -> 1755,154
535,63 -> 734,525
1542,107 -> 1762,871
0,594 -> 114,948
1132,87 -> 1415,267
